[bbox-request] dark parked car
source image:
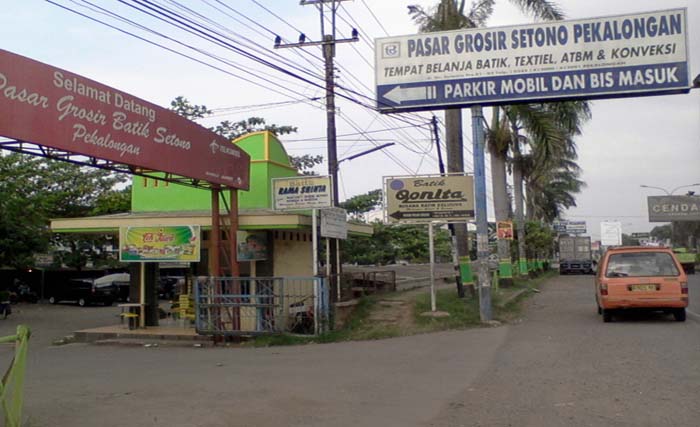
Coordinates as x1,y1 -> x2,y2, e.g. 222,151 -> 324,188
48,278 -> 116,306
94,273 -> 130,302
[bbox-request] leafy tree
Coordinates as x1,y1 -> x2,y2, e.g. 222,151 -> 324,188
523,221 -> 555,259
343,222 -> 452,265
409,0 -> 569,291
212,117 -> 297,141
0,155 -> 48,268
650,224 -> 671,242
170,97 -> 321,174
290,154 -> 324,176
340,189 -> 383,221
91,186 -> 132,216
0,152 -> 128,269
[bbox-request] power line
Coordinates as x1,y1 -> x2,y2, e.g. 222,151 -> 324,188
360,0 -> 389,36
52,1 -> 443,176
55,0 -> 320,101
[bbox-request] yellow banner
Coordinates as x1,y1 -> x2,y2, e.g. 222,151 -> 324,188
119,226 -> 200,262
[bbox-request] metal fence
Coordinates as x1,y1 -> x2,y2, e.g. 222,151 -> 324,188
340,270 -> 396,300
194,276 -> 329,336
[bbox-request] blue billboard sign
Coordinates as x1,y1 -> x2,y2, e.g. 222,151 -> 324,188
375,9 -> 689,112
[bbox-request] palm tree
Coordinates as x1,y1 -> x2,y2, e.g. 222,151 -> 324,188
410,0 -> 495,297
508,101 -> 589,271
410,0 -> 567,287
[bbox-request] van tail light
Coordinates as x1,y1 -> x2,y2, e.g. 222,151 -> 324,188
681,282 -> 688,295
600,283 -> 608,296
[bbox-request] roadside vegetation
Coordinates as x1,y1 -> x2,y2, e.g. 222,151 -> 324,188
247,271 -> 557,347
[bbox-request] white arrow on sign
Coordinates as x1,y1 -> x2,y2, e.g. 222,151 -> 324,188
383,85 -> 436,104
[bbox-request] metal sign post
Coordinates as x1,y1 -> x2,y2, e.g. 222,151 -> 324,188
428,222 -> 437,312
312,209 -> 318,276
139,262 -> 146,328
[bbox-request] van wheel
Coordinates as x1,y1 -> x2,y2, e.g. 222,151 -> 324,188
602,309 -> 613,323
49,296 -> 57,304
78,298 -> 87,307
673,308 -> 686,322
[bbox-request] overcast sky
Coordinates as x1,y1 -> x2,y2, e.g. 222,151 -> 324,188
1,0 -> 698,240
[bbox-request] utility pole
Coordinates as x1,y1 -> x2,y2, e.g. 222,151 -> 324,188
274,0 -> 358,301
471,106 -> 492,322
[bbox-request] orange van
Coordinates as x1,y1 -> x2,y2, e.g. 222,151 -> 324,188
595,246 -> 688,322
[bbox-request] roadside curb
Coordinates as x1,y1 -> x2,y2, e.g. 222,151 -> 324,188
93,338 -> 215,348
495,289 -> 530,308
686,309 -> 700,322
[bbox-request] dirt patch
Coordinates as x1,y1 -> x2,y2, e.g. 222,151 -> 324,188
366,283 -> 455,333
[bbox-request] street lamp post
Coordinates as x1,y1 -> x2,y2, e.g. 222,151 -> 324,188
640,183 -> 700,245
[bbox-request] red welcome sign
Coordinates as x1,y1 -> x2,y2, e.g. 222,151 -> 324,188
0,49 -> 249,189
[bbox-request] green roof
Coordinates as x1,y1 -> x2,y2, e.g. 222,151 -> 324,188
131,131 -> 298,212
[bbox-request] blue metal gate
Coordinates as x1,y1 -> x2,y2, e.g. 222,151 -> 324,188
194,276 -> 329,336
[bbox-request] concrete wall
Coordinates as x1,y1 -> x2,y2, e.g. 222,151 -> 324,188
272,230 -> 313,277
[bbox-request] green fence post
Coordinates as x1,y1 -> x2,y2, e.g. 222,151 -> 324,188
0,325 -> 30,427
459,256 -> 475,291
518,258 -> 528,276
498,259 -> 514,287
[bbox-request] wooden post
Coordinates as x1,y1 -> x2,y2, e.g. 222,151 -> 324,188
229,189 -> 239,277
211,187 -> 221,277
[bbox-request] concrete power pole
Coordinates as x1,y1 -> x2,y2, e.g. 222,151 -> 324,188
274,0 -> 358,301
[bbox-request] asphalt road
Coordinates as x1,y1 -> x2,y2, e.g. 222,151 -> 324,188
426,273 -> 700,427
0,273 -> 698,427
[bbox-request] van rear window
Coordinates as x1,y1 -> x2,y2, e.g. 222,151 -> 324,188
605,252 -> 679,277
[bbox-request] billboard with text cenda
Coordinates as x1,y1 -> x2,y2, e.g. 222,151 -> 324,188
0,49 -> 249,189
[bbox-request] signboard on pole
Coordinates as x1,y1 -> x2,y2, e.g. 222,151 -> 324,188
120,226 -> 200,262
384,174 -> 474,223
272,176 -> 332,210
497,221 -> 514,240
375,9 -> 689,112
566,221 -> 587,234
600,221 -> 622,246
647,195 -> 700,222
34,254 -> 54,267
553,220 -> 568,233
320,208 -> 348,240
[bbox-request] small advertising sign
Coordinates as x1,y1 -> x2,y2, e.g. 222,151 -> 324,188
34,254 -> 54,267
647,195 -> 700,222
600,221 -> 622,246
120,226 -> 200,262
237,231 -> 268,261
553,220 -> 568,233
384,174 -> 474,223
321,208 -> 348,240
566,221 -> 587,234
272,176 -> 332,210
497,221 -> 514,240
